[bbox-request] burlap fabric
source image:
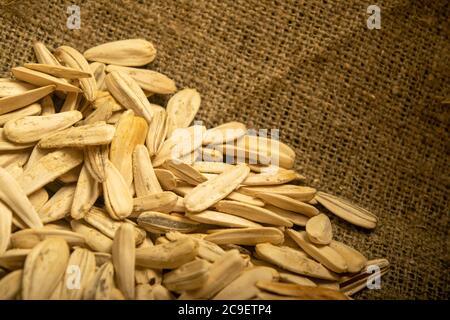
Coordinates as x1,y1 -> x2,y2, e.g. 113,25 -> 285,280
0,0 -> 448,299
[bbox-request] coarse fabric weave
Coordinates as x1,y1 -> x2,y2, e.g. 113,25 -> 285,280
0,0 -> 448,299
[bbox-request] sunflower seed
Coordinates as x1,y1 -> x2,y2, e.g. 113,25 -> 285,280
256,192 -> 319,217
0,201 -> 12,255
264,205 -> 309,227
92,91 -> 121,111
133,144 -> 163,196
163,259 -> 210,292
112,224 -> 135,299
22,238 -> 70,299
305,213 -> 333,245
215,200 -> 292,227
110,112 -> 148,187
192,161 -> 233,174
71,165 -> 100,220
60,247 -> 96,300
58,165 -> 82,184
0,128 -> 34,151
0,167 -> 43,228
38,122 -> 115,148
103,160 -> 133,220
10,228 -> 85,249
132,191 -> 177,214
12,67 -> 81,93
154,168 -> 178,190
3,110 -> 82,143
89,62 -> 107,90
0,150 -> 30,168
71,220 -> 113,253
218,143 -> 272,166
240,135 -> 295,168
0,269 -> 22,300
225,191 -> 265,207
83,207 -> 145,245
204,227 -> 284,246
255,243 -> 338,281
315,192 -> 377,229
166,88 -> 201,135
340,266 -> 389,296
84,145 -> 108,182
38,184 -> 75,223
179,250 -> 245,300
145,106 -> 168,156
83,261 -> 115,300
135,238 -> 198,269
28,188 -> 49,212
23,145 -> 50,171
198,148 -> 223,162
214,266 -> 278,300
24,63 -> 92,79
0,103 -> 42,127
163,159 -> 207,185
105,71 -> 154,123
0,249 -> 31,270
137,212 -> 199,234
153,125 -> 205,167
242,169 -> 297,186
0,85 -> 55,116
329,240 -> 367,273
80,98 -> 113,125
186,210 -> 262,228
33,41 -> 61,66
54,46 -> 97,101
0,79 -> 36,97
17,148 -> 83,195
278,272 -> 317,287
185,163 -> 249,212
239,185 -> 316,201
4,162 -> 23,178
106,65 -> 176,94
84,39 -> 156,67
339,259 -> 390,296
286,229 -> 347,273
203,122 -> 247,146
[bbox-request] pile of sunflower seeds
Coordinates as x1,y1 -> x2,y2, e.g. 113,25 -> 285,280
0,39 -> 389,300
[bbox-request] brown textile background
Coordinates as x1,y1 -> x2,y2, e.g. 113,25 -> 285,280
0,0 -> 449,299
